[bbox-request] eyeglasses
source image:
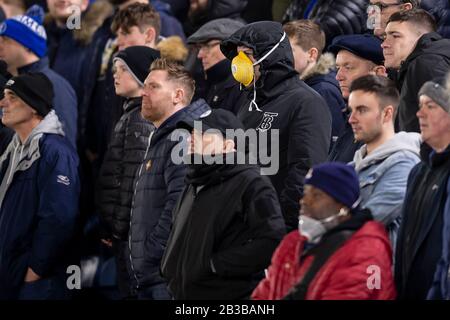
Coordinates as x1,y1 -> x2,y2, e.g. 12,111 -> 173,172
369,1 -> 402,11
196,41 -> 222,52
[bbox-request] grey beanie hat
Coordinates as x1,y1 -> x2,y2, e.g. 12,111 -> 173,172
418,77 -> 450,112
187,18 -> 245,44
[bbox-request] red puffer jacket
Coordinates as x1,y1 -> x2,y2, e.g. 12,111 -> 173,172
252,221 -> 396,300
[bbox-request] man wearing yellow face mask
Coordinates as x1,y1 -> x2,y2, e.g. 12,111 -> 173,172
221,21 -> 332,231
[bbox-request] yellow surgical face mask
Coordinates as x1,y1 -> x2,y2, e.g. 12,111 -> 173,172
231,51 -> 254,87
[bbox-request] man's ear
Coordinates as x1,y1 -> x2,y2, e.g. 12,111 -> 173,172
373,65 -> 387,77
308,47 -> 319,63
81,0 -> 89,12
144,27 -> 156,46
173,87 -> 185,105
383,105 -> 395,123
401,3 -> 413,11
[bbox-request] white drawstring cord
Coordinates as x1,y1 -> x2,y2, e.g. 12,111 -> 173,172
248,82 -> 262,112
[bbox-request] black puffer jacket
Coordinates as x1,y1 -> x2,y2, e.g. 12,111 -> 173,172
208,0 -> 248,20
221,21 -> 331,231
421,0 -> 450,39
283,0 -> 369,48
97,97 -> 155,240
184,0 -> 248,36
126,99 -> 210,290
396,32 -> 450,132
161,160 -> 286,300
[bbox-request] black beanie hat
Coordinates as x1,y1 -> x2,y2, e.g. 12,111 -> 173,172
113,46 -> 160,86
5,72 -> 54,117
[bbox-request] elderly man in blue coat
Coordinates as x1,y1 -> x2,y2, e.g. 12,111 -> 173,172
0,72 -> 80,300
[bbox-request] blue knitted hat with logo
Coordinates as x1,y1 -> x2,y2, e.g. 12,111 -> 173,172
0,5 -> 47,58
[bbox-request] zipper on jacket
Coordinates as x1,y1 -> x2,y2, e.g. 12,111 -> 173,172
128,131 -> 154,289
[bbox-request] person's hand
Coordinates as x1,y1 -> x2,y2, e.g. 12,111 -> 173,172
101,238 -> 113,247
24,268 -> 41,283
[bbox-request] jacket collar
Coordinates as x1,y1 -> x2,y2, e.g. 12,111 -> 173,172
124,97 -> 142,113
420,142 -> 450,168
18,57 -> 49,74
327,208 -> 373,236
151,99 -> 210,145
301,53 -> 335,81
205,59 -> 232,84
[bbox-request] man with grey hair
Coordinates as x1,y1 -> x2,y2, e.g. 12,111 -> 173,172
187,18 -> 248,114
395,75 -> 450,299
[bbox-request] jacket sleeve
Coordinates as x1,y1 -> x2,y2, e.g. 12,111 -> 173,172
96,116 -> 126,236
252,232 -> 306,300
313,83 -> 346,140
52,78 -> 78,148
280,94 -> 331,230
29,144 -> 80,277
425,175 -> 450,299
211,177 -> 286,278
114,112 -> 153,239
251,240 -> 283,300
362,155 -> 419,225
394,163 -> 422,290
146,154 -> 187,262
314,236 -> 396,300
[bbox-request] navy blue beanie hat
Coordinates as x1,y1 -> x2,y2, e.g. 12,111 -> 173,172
328,34 -> 384,66
305,162 -> 360,209
0,5 -> 47,58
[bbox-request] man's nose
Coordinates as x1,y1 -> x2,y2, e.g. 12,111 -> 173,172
348,112 -> 357,124
197,48 -> 206,59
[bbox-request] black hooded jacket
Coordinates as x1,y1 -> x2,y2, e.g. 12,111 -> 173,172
396,32 -> 450,132
161,158 -> 286,299
221,21 -> 332,231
